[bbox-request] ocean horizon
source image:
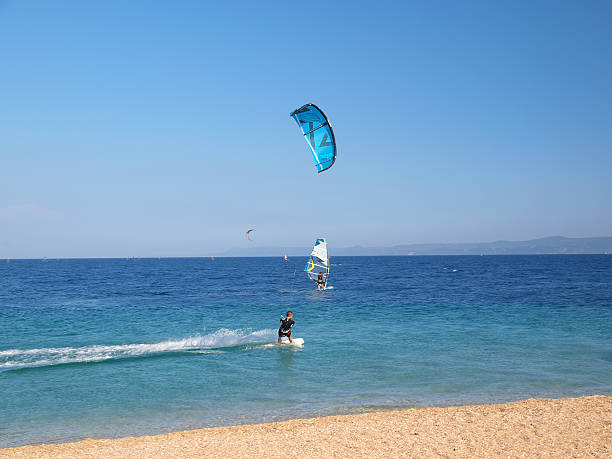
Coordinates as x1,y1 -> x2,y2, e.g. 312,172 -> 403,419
4,235 -> 612,260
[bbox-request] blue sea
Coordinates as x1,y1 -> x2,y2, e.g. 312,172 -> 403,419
1,255 -> 611,448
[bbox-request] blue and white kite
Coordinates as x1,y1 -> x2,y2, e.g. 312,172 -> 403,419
290,104 -> 337,173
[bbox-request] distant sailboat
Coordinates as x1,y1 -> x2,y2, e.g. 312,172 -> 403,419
284,254 -> 288,261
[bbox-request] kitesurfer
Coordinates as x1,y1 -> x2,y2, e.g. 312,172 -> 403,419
278,311 -> 294,344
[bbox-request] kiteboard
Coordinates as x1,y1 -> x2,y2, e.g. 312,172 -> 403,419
281,337 -> 304,346
264,337 -> 304,348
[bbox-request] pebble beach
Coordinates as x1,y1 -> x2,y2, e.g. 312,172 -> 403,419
2,395 -> 610,458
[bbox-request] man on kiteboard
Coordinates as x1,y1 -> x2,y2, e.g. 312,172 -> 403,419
278,311 -> 294,344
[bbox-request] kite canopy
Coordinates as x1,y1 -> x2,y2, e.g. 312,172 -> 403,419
290,104 -> 337,173
245,229 -> 255,241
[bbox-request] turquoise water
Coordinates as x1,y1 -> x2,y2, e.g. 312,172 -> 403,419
1,255 -> 611,447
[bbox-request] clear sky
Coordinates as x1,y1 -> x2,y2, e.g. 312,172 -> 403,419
1,0 -> 611,258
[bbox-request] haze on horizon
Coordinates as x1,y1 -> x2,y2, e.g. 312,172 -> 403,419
1,1 -> 611,259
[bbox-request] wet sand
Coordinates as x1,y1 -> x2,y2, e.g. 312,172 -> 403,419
1,395 -> 610,458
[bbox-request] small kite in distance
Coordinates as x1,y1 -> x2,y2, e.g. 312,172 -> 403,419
245,229 -> 255,241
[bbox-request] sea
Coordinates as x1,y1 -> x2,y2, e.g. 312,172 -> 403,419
1,255 -> 611,448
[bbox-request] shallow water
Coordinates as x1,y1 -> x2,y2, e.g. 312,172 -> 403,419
1,255 -> 611,447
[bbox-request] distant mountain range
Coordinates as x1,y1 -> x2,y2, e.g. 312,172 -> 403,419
218,236 -> 612,257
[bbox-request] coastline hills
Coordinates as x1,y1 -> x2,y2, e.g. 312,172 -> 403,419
220,236 -> 612,257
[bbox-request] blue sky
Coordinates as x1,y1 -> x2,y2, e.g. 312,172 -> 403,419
1,0 -> 611,258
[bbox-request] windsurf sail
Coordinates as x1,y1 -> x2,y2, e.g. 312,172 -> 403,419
305,238 -> 330,287
290,104 -> 337,173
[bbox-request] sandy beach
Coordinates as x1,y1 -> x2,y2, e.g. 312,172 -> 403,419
2,395 -> 610,458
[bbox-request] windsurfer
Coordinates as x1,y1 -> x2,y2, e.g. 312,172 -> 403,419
316,272 -> 326,290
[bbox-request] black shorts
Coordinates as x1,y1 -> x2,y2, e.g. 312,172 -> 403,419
278,328 -> 291,338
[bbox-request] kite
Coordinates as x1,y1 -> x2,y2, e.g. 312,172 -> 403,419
290,104 -> 337,173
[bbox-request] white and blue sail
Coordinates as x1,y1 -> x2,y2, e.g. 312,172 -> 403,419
305,238 -> 329,286
290,104 -> 337,173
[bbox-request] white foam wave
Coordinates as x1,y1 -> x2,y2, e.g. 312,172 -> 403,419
0,328 -> 275,371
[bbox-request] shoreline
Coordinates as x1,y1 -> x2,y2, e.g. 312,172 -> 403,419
1,395 -> 610,458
